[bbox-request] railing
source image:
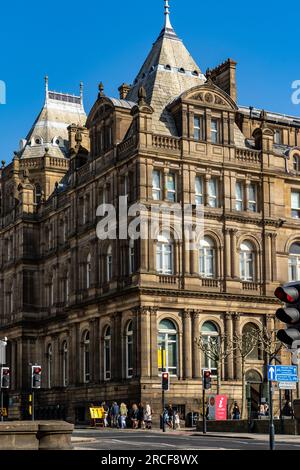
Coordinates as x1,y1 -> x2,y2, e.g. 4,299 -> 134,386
47,157 -> 69,169
152,134 -> 181,151
159,275 -> 178,285
118,135 -> 137,155
201,278 -> 220,288
242,282 -> 260,291
236,149 -> 261,164
19,158 -> 42,169
77,162 -> 90,182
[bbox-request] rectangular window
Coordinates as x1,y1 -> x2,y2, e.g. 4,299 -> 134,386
274,129 -> 282,145
208,178 -> 218,208
167,173 -> 176,202
152,170 -> 162,200
194,115 -> 205,141
248,183 -> 257,212
236,182 -> 244,211
195,176 -> 204,205
211,118 -> 221,144
291,191 -> 300,219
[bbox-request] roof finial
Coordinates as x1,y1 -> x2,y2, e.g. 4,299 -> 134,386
80,81 -> 83,103
164,0 -> 172,29
45,75 -> 49,99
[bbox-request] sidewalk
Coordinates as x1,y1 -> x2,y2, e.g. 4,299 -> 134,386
192,431 -> 300,442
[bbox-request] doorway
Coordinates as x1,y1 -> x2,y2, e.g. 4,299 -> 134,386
246,369 -> 263,419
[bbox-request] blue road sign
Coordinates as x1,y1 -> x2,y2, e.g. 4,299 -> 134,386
268,366 -> 276,381
268,365 -> 298,382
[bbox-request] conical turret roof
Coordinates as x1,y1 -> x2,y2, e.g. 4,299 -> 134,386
126,2 -> 206,135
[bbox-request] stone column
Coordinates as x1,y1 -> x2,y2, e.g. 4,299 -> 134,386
150,307 -> 158,378
233,313 -> 242,380
182,309 -> 192,379
140,307 -> 150,378
224,312 -> 234,380
112,312 -> 122,381
225,229 -> 231,279
266,313 -> 275,333
192,310 -> 202,379
271,234 -> 277,282
231,229 -> 239,279
204,175 -> 211,206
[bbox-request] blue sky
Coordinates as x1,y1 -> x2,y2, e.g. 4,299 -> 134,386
0,0 -> 299,161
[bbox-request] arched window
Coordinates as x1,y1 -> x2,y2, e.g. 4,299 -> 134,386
107,246 -> 112,281
47,344 -> 52,389
86,253 -> 91,289
62,341 -> 68,387
243,323 -> 261,360
126,321 -> 133,378
201,321 -> 219,376
83,331 -> 90,383
34,184 -> 42,205
289,243 -> 300,281
158,319 -> 178,375
240,241 -> 255,281
129,239 -> 135,275
156,233 -> 174,275
293,155 -> 300,172
199,236 -> 216,278
104,326 -> 111,380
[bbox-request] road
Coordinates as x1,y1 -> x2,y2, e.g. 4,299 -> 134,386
73,428 -> 300,451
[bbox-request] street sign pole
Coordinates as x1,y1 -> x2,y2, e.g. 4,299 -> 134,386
269,380 -> 275,451
161,347 -> 166,433
32,390 -> 35,422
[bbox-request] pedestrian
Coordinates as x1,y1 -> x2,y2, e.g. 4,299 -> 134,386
110,402 -> 120,428
174,411 -> 180,429
264,402 -> 269,417
167,403 -> 174,428
119,402 -> 128,429
282,400 -> 293,417
138,403 -> 145,429
232,401 -> 241,420
101,402 -> 109,427
144,403 -> 152,430
130,403 -> 139,429
258,403 -> 265,419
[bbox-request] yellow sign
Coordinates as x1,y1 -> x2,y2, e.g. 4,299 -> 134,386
0,408 -> 7,417
90,407 -> 105,419
158,349 -> 166,369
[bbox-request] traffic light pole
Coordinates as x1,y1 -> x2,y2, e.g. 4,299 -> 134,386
32,390 -> 35,421
202,388 -> 206,434
161,346 -> 166,433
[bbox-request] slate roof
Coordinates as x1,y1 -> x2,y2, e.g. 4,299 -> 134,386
19,86 -> 86,159
126,19 -> 206,136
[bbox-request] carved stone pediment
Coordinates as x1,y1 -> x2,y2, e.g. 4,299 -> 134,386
188,90 -> 230,108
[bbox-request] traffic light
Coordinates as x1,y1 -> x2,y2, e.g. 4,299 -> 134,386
162,372 -> 169,391
203,369 -> 212,390
31,366 -> 42,389
275,283 -> 300,346
1,367 -> 10,389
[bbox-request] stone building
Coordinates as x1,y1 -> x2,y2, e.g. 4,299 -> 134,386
0,2 -> 300,422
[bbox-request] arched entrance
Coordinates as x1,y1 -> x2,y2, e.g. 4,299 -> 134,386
246,369 -> 263,419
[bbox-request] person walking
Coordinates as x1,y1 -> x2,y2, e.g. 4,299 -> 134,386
144,403 -> 152,430
264,402 -> 269,417
101,402 -> 109,427
119,402 -> 128,429
110,402 -> 120,428
130,403 -> 139,429
167,404 -> 174,428
138,403 -> 145,429
282,400 -> 293,417
258,403 -> 265,419
232,402 -> 241,420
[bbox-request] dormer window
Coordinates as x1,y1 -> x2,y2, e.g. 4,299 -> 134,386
165,64 -> 171,71
274,129 -> 282,145
192,70 -> 199,76
293,154 -> 300,172
179,68 -> 185,74
35,138 -> 41,145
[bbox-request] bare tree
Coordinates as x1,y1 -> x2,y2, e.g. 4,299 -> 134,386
232,329 -> 259,419
258,326 -> 282,364
196,333 -> 236,395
